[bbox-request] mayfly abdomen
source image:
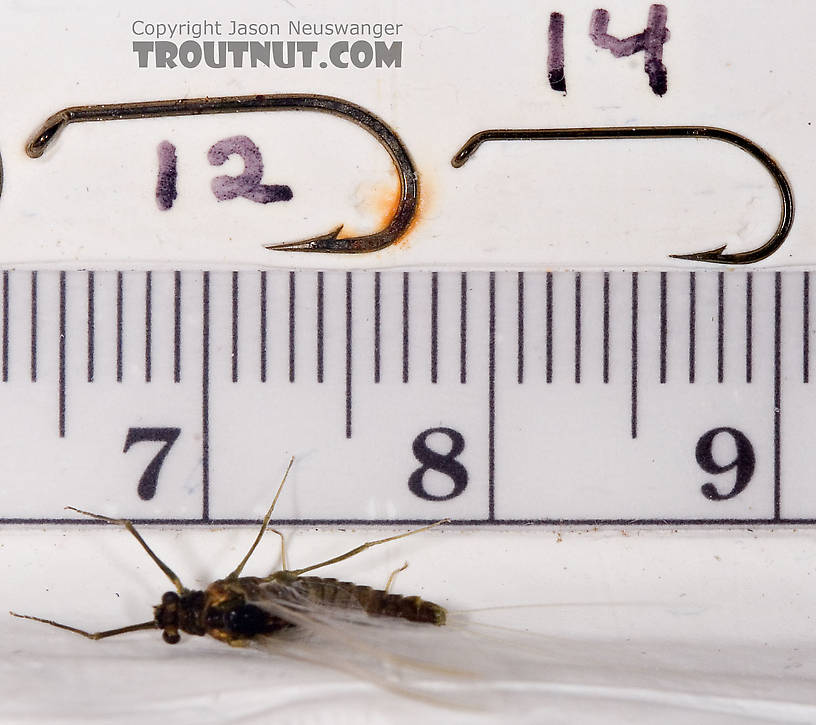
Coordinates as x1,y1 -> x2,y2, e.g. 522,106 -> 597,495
282,575 -> 447,626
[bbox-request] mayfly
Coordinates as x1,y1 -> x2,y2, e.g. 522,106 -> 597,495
13,466 -> 781,717
10,458 -> 448,648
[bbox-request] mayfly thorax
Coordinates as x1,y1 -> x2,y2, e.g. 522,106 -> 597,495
10,458 -> 448,646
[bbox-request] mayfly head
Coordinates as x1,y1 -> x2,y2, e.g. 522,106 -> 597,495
153,590 -> 207,644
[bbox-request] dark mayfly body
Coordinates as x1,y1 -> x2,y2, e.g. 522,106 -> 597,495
10,459 -> 447,647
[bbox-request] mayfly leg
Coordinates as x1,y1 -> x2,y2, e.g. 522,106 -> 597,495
65,506 -> 186,593
227,456 -> 295,580
11,507 -> 184,638
8,612 -> 156,639
384,562 -> 409,594
285,520 -> 449,578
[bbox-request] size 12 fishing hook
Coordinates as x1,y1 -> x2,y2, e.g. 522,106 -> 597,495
452,126 -> 793,265
26,94 -> 419,254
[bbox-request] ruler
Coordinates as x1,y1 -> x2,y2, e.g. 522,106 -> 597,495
1,268 -> 813,526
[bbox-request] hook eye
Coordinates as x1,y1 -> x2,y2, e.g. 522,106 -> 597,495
452,126 -> 793,265
26,94 -> 418,254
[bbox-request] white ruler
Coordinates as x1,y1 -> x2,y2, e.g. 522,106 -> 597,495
1,268 -> 813,526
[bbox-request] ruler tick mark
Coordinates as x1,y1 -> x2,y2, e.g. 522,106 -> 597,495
717,271 -> 725,383
688,271 -> 696,384
431,272 -> 438,384
631,272 -> 638,439
2,271 -> 8,382
517,272 -> 524,385
259,271 -> 266,383
460,272 -> 467,384
30,272 -> 38,382
803,271 -> 810,384
87,272 -> 95,383
231,271 -> 239,383
345,272 -> 353,438
488,272 -> 496,520
58,272 -> 66,438
574,272 -> 582,384
659,272 -> 667,384
116,272 -> 123,383
145,271 -> 153,383
174,271 -> 181,383
317,271 -> 324,384
774,271 -> 782,521
202,272 -> 210,522
288,271 -> 295,383
546,272 -> 553,384
402,272 -> 409,384
746,272 -> 753,384
374,272 -> 381,383
603,272 -> 610,384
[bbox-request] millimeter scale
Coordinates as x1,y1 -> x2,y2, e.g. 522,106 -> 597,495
1,267 -> 812,527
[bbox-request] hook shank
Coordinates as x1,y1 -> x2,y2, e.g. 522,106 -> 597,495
452,126 -> 793,265
27,94 -> 419,254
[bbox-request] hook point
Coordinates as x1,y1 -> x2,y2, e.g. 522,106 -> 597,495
669,244 -> 729,263
265,225 -> 345,252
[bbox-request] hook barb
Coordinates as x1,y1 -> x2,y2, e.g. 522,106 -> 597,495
264,225 -> 347,253
27,94 -> 419,254
452,126 -> 794,265
668,245 -> 728,263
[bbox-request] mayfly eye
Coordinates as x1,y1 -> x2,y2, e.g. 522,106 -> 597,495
162,630 -> 180,644
161,592 -> 178,605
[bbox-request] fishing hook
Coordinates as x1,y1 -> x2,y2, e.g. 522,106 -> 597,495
452,126 -> 793,265
26,94 -> 419,254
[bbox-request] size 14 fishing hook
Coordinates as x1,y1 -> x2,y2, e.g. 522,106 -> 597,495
26,94 -> 419,254
452,126 -> 793,265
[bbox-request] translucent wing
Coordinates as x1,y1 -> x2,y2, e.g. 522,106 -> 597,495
246,581 -> 485,708
243,580 -> 816,720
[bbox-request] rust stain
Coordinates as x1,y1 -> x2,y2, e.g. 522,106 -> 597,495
350,166 -> 432,253
366,178 -> 403,230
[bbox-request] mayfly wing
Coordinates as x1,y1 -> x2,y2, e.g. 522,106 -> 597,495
240,575 -> 589,711
245,588 -> 675,715
246,578 -> 460,670
242,588 -> 633,714
243,583 -> 489,709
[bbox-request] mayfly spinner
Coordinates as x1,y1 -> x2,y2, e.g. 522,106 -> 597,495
10,459 -> 448,646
